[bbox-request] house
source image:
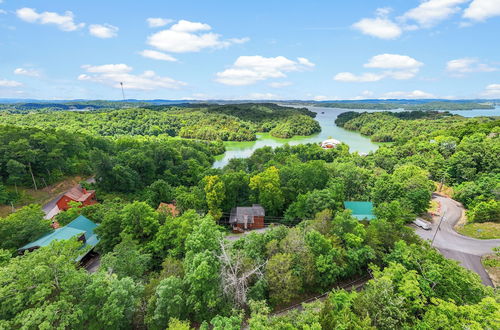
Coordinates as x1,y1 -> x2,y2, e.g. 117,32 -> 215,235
18,215 -> 100,261
344,201 -> 375,221
229,204 -> 265,231
157,202 -> 179,217
56,185 -> 96,211
321,138 -> 341,149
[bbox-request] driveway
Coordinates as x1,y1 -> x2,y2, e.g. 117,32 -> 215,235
414,194 -> 500,286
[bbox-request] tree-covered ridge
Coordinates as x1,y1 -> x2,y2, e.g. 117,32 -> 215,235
0,125 -> 222,200
336,110 -> 498,142
0,103 -> 320,141
319,101 -> 495,110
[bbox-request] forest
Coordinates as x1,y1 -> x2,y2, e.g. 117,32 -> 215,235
316,101 -> 495,110
0,103 -> 320,141
0,104 -> 498,329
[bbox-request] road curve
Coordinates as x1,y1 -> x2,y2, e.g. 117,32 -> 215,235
414,194 -> 500,286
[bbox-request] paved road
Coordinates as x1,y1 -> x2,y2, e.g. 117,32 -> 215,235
414,194 -> 500,286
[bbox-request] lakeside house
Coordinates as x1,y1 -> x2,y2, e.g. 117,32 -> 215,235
344,201 -> 375,221
229,204 -> 265,231
18,215 -> 100,262
321,138 -> 341,149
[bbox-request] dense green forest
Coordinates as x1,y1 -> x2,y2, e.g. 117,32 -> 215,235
0,105 -> 498,328
318,101 -> 495,110
0,103 -> 320,141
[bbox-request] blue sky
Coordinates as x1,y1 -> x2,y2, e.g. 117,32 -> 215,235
0,0 -> 499,100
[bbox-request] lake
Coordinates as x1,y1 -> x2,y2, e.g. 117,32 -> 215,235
212,105 -> 500,168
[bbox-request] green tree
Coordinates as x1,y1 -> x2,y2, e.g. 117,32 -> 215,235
121,201 -> 159,243
203,175 -> 225,220
265,253 -> 301,306
467,200 -> 500,223
0,204 -> 51,251
249,166 -> 284,215
147,276 -> 187,329
100,235 -> 151,280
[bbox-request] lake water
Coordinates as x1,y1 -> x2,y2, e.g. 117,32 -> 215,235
212,105 -> 500,168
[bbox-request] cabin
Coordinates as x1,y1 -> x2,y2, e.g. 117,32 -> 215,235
229,204 -> 265,231
321,138 -> 341,149
157,202 -> 179,217
18,215 -> 100,262
56,185 -> 96,211
344,201 -> 375,221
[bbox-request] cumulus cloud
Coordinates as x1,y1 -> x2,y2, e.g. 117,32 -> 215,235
89,24 -> 118,38
353,8 -> 402,39
463,0 -> 500,21
215,55 -> 315,86
139,49 -> 177,62
481,83 -> 500,97
0,78 -> 23,87
146,17 -> 173,28
401,0 -> 469,28
446,58 -> 497,75
147,19 -> 248,53
14,68 -> 40,77
334,54 -> 423,82
364,54 -> 423,69
78,64 -> 186,90
16,7 -> 85,31
381,90 -> 435,99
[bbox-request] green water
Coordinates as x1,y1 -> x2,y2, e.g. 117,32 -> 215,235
212,105 -> 500,168
213,106 -> 381,168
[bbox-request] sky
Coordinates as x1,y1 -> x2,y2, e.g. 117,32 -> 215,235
0,0 -> 500,100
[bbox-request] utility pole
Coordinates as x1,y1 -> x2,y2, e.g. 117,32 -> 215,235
431,212 -> 446,247
120,82 -> 125,100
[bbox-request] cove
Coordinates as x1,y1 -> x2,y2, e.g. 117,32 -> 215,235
213,106 -> 382,168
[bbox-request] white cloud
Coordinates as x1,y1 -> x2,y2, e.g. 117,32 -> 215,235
352,7 -> 402,39
16,7 -> 85,31
446,58 -> 497,75
14,68 -> 40,77
481,83 -> 500,97
353,17 -> 402,39
0,78 -> 23,87
215,55 -> 314,86
89,24 -> 118,38
402,0 -> 469,28
139,49 -> 177,62
147,19 -> 248,53
463,0 -> 500,21
364,54 -> 423,69
146,17 -> 173,28
381,90 -> 435,99
335,54 -> 423,82
334,72 -> 385,82
313,95 -> 329,101
0,9 -> 6,15
78,64 -> 186,90
269,81 -> 292,88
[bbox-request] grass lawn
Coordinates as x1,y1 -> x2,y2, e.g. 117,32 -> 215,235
482,251 -> 500,288
0,176 -> 89,217
456,222 -> 500,239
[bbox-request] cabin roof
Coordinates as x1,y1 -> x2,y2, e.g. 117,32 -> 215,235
229,204 -> 265,224
344,201 -> 375,221
19,215 -> 100,252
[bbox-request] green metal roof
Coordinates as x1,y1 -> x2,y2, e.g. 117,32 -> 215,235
344,201 -> 375,221
20,215 -> 100,251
